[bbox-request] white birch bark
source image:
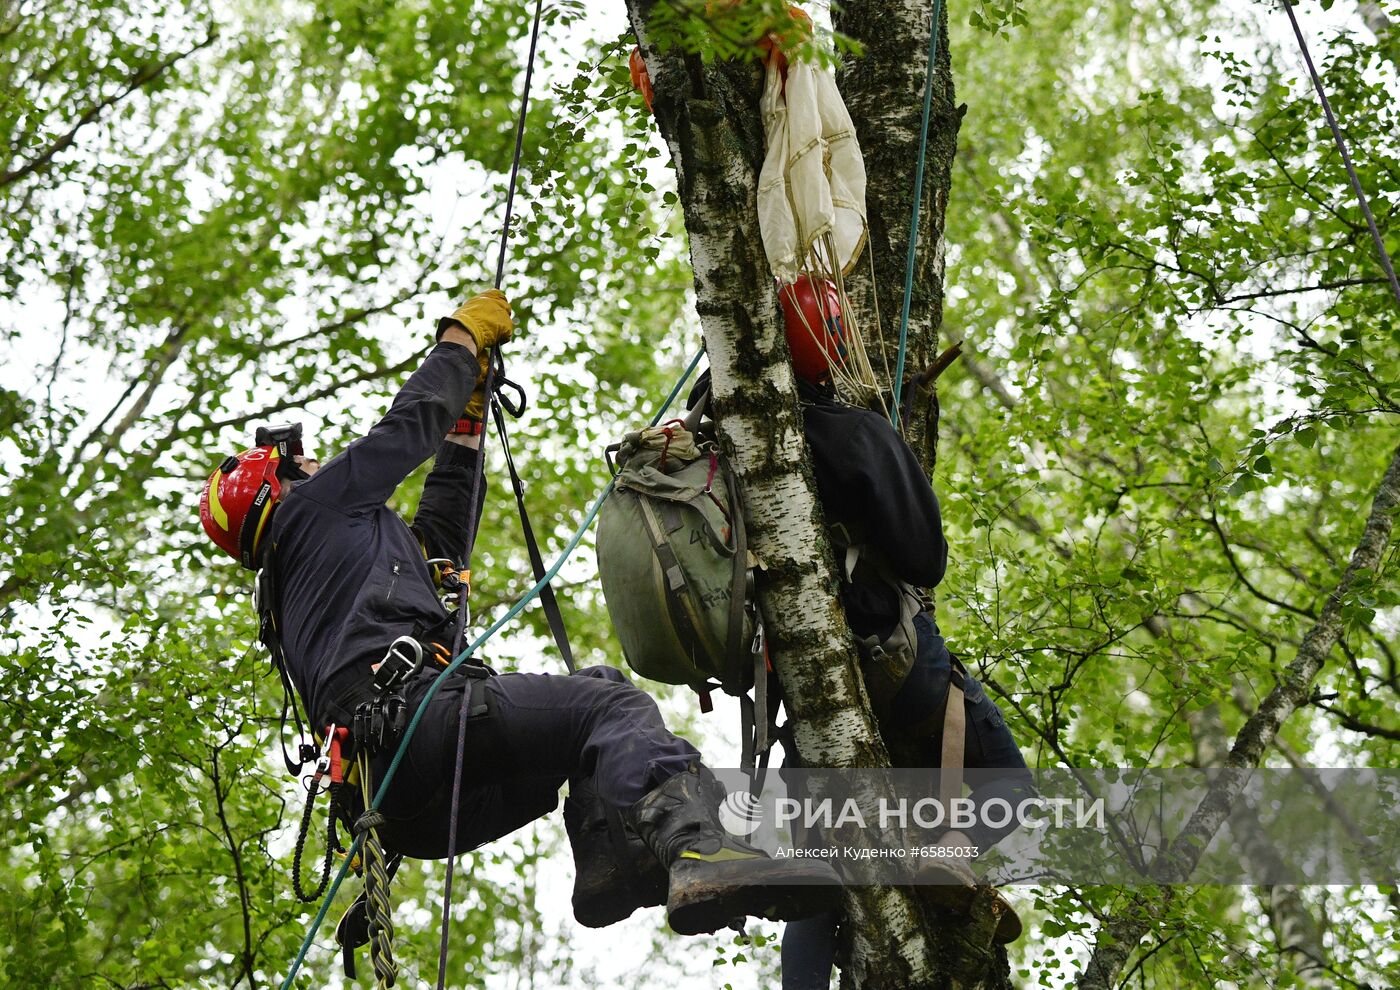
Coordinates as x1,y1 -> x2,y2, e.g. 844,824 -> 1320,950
620,2 -> 965,985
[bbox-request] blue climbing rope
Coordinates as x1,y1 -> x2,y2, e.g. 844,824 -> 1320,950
890,0 -> 945,429
276,348 -> 704,989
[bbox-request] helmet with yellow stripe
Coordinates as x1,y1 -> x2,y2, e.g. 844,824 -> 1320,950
199,424 -> 304,569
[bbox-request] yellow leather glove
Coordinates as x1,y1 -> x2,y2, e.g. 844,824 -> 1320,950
437,289 -> 514,351
463,346 -> 491,420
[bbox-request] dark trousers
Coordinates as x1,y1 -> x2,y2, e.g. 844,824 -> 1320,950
368,664 -> 699,860
781,614 -> 1033,990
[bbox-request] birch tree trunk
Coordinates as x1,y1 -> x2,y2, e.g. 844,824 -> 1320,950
833,0 -> 961,465
622,1 -> 1009,987
1358,0 -> 1398,67
1188,705 -> 1330,988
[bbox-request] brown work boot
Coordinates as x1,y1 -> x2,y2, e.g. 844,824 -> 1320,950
915,830 -> 1023,944
627,764 -> 844,936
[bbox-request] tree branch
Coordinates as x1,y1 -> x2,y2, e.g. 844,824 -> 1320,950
1,34 -> 217,189
197,353 -> 419,435
1309,695 -> 1400,741
1075,441 -> 1400,988
208,740 -> 259,990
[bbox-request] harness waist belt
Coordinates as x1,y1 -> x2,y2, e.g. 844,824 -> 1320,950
315,641 -> 497,730
317,667 -> 381,731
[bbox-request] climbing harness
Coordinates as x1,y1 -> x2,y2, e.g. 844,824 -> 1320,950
276,349 -> 705,990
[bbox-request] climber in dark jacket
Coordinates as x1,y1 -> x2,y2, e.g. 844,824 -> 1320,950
684,279 -> 1033,985
781,381 -> 1033,988
199,290 -> 842,940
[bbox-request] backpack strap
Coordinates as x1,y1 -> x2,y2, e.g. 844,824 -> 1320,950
721,458 -> 751,694
739,692 -> 755,771
938,670 -> 966,807
637,497 -> 728,677
752,635 -> 772,766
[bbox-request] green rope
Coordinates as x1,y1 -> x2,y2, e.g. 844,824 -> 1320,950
277,348 -> 704,989
890,0 -> 945,429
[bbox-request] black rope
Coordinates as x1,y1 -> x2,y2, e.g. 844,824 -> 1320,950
292,778 -> 337,903
436,4 -> 545,979
435,350 -> 498,990
1281,0 -> 1400,310
491,395 -> 577,671
493,0 -> 544,291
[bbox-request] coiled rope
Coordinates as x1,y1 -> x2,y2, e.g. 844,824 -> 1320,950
355,759 -> 398,988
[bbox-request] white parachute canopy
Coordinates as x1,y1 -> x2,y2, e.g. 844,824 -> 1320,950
757,47 -> 885,409
757,53 -> 868,284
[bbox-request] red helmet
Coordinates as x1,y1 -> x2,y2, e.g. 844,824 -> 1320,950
778,276 -> 848,385
200,424 -> 303,569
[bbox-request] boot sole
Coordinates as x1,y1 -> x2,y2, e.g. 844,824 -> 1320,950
916,866 -> 1023,944
666,860 -> 844,936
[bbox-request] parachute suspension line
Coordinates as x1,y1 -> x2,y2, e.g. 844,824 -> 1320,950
890,0 -> 946,430
275,349 -> 705,990
823,232 -> 889,415
865,243 -> 894,403
1280,1 -> 1400,310
439,0 -> 546,985
785,236 -> 887,413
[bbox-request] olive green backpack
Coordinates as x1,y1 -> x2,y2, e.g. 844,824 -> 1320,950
596,403 -> 762,713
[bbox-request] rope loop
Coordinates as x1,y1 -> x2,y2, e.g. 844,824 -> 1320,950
292,774 -> 337,903
354,810 -> 388,836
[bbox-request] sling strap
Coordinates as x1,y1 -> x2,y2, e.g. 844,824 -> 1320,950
256,551 -> 319,776
938,678 -> 965,808
490,390 -> 576,672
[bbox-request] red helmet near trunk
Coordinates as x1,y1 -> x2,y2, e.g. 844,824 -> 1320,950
779,275 -> 848,385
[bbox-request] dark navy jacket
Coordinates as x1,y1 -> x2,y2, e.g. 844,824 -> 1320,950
268,341 -> 483,725
685,370 -> 948,642
800,386 -> 948,642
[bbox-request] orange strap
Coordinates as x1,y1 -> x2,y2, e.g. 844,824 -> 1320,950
326,726 -> 350,785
